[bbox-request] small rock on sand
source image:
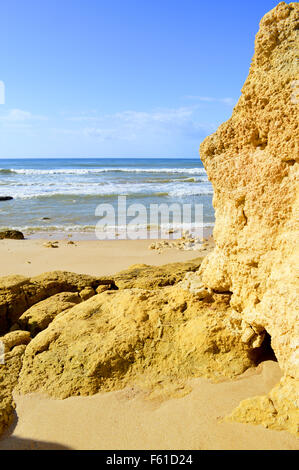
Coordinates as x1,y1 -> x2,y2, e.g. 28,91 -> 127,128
43,242 -> 59,248
0,230 -> 24,240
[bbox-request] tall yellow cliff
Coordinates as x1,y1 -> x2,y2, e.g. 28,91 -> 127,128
200,2 -> 299,433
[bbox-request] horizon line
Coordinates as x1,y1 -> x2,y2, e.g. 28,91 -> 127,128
0,156 -> 202,160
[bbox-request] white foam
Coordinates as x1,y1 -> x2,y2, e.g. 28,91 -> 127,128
2,167 -> 208,176
5,222 -> 214,235
3,180 -> 213,199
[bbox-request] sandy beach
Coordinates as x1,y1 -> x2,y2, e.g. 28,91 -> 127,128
0,236 -> 298,450
0,361 -> 298,450
0,236 -> 210,278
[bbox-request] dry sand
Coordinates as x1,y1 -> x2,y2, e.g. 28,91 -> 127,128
0,238 -> 206,277
0,237 -> 297,450
0,362 -> 298,450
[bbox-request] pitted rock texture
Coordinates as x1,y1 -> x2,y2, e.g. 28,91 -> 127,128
1,262 -> 211,435
0,271 -> 109,335
199,2 -> 299,434
226,376 -> 299,435
0,331 -> 31,435
99,258 -> 203,290
16,287 -> 262,400
16,292 -> 83,336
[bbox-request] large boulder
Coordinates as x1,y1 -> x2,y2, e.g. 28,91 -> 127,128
16,292 -> 83,336
16,287 -> 263,399
0,271 -> 111,335
199,2 -> 299,434
0,262 -> 205,336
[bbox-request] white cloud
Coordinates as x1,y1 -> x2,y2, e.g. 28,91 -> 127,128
0,81 -> 5,105
66,115 -> 99,122
114,107 -> 194,125
65,106 -> 213,142
83,127 -> 136,141
0,108 -> 47,122
65,107 -> 195,126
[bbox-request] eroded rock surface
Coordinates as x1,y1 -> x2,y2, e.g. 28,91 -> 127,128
1,263 -> 211,434
199,1 -> 299,434
100,258 -> 203,289
226,376 -> 299,435
16,287 -> 261,399
16,292 -> 83,336
0,331 -> 31,435
0,271 -> 109,335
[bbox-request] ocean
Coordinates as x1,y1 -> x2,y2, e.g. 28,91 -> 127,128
0,158 -> 214,238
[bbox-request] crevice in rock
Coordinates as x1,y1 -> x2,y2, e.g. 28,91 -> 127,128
284,159 -> 296,166
252,331 -> 278,365
212,289 -> 233,295
248,261 -> 259,268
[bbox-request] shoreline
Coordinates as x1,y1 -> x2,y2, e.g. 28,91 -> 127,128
24,225 -> 214,241
0,226 -> 214,278
0,224 -> 214,241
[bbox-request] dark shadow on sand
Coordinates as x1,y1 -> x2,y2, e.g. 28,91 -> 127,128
0,436 -> 71,450
0,410 -> 72,450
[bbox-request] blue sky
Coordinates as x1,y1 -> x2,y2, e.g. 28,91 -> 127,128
0,0 -> 281,158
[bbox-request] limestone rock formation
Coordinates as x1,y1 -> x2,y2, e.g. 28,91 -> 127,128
0,331 -> 31,435
0,331 -> 31,352
199,1 -> 299,434
16,286 -> 262,399
1,261 -> 211,435
16,292 -> 83,336
0,271 -> 109,335
99,258 -> 203,290
226,375 -> 298,435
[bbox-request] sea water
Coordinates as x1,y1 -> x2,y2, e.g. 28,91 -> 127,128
0,158 -> 214,237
